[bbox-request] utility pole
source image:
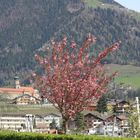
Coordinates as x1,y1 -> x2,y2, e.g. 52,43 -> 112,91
136,97 -> 140,127
112,114 -> 116,136
103,121 -> 107,135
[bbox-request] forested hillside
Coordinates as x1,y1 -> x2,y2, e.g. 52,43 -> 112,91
0,0 -> 140,86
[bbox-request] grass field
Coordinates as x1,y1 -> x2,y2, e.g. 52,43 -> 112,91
82,0 -> 120,9
107,64 -> 140,89
82,0 -> 102,8
115,74 -> 140,89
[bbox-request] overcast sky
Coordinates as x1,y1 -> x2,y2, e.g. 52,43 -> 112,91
114,0 -> 140,12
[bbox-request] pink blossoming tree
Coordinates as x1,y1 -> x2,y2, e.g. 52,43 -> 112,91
32,33 -> 119,133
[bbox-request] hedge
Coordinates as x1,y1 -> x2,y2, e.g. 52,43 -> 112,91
0,131 -> 139,140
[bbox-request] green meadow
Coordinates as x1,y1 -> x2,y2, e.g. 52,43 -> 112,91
82,0 -> 101,8
108,64 -> 140,89
82,0 -> 120,9
115,74 -> 140,89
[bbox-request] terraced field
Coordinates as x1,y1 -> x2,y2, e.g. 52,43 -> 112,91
0,103 -> 59,115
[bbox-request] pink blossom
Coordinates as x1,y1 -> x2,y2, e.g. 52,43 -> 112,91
44,58 -> 48,64
32,72 -> 36,77
40,60 -> 44,65
62,36 -> 67,45
70,41 -> 76,48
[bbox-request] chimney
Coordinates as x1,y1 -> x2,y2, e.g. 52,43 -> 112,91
14,76 -> 20,89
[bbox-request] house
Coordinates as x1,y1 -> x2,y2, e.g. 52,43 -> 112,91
94,114 -> 120,136
97,123 -> 120,136
106,100 -> 130,113
11,94 -> 41,105
0,88 -> 29,100
83,112 -> 104,129
43,113 -> 61,128
67,111 -> 104,133
107,100 -> 116,112
104,114 -> 116,124
32,113 -> 61,133
85,103 -> 97,111
104,114 -> 124,125
34,115 -> 48,129
97,113 -> 129,136
116,114 -> 129,133
115,100 -> 130,113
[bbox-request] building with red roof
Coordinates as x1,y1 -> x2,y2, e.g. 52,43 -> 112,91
0,77 -> 40,102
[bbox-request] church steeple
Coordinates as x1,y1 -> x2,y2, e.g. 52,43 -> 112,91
14,76 -> 20,89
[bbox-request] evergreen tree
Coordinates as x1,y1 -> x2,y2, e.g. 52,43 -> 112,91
50,119 -> 57,129
33,118 -> 36,129
75,112 -> 84,132
96,94 -> 107,113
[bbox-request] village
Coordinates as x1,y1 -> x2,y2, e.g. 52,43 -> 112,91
0,77 -> 139,137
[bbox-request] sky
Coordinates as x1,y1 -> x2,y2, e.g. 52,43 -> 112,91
114,0 -> 140,12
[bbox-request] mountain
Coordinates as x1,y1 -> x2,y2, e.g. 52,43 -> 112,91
0,0 -> 140,86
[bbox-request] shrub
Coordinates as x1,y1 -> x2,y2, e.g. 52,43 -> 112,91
0,131 -> 139,140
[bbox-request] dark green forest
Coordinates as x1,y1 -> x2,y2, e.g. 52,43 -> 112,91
0,0 -> 140,86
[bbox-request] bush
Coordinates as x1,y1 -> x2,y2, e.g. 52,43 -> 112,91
0,131 -> 139,140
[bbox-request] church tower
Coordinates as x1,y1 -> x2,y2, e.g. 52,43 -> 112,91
14,76 -> 20,89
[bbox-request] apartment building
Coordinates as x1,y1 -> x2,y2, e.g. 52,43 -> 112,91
0,114 -> 26,131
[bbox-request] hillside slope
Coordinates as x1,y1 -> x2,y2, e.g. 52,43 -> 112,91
0,0 -> 140,86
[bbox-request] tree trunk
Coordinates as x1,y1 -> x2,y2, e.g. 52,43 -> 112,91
62,118 -> 68,134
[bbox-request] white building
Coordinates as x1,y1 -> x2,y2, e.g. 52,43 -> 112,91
0,113 -> 61,132
44,113 -> 61,128
0,114 -> 27,131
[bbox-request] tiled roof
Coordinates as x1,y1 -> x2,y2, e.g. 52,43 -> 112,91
20,87 -> 34,92
83,110 -> 104,120
0,88 -> 25,93
0,86 -> 34,95
20,87 -> 34,95
117,115 -> 127,120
